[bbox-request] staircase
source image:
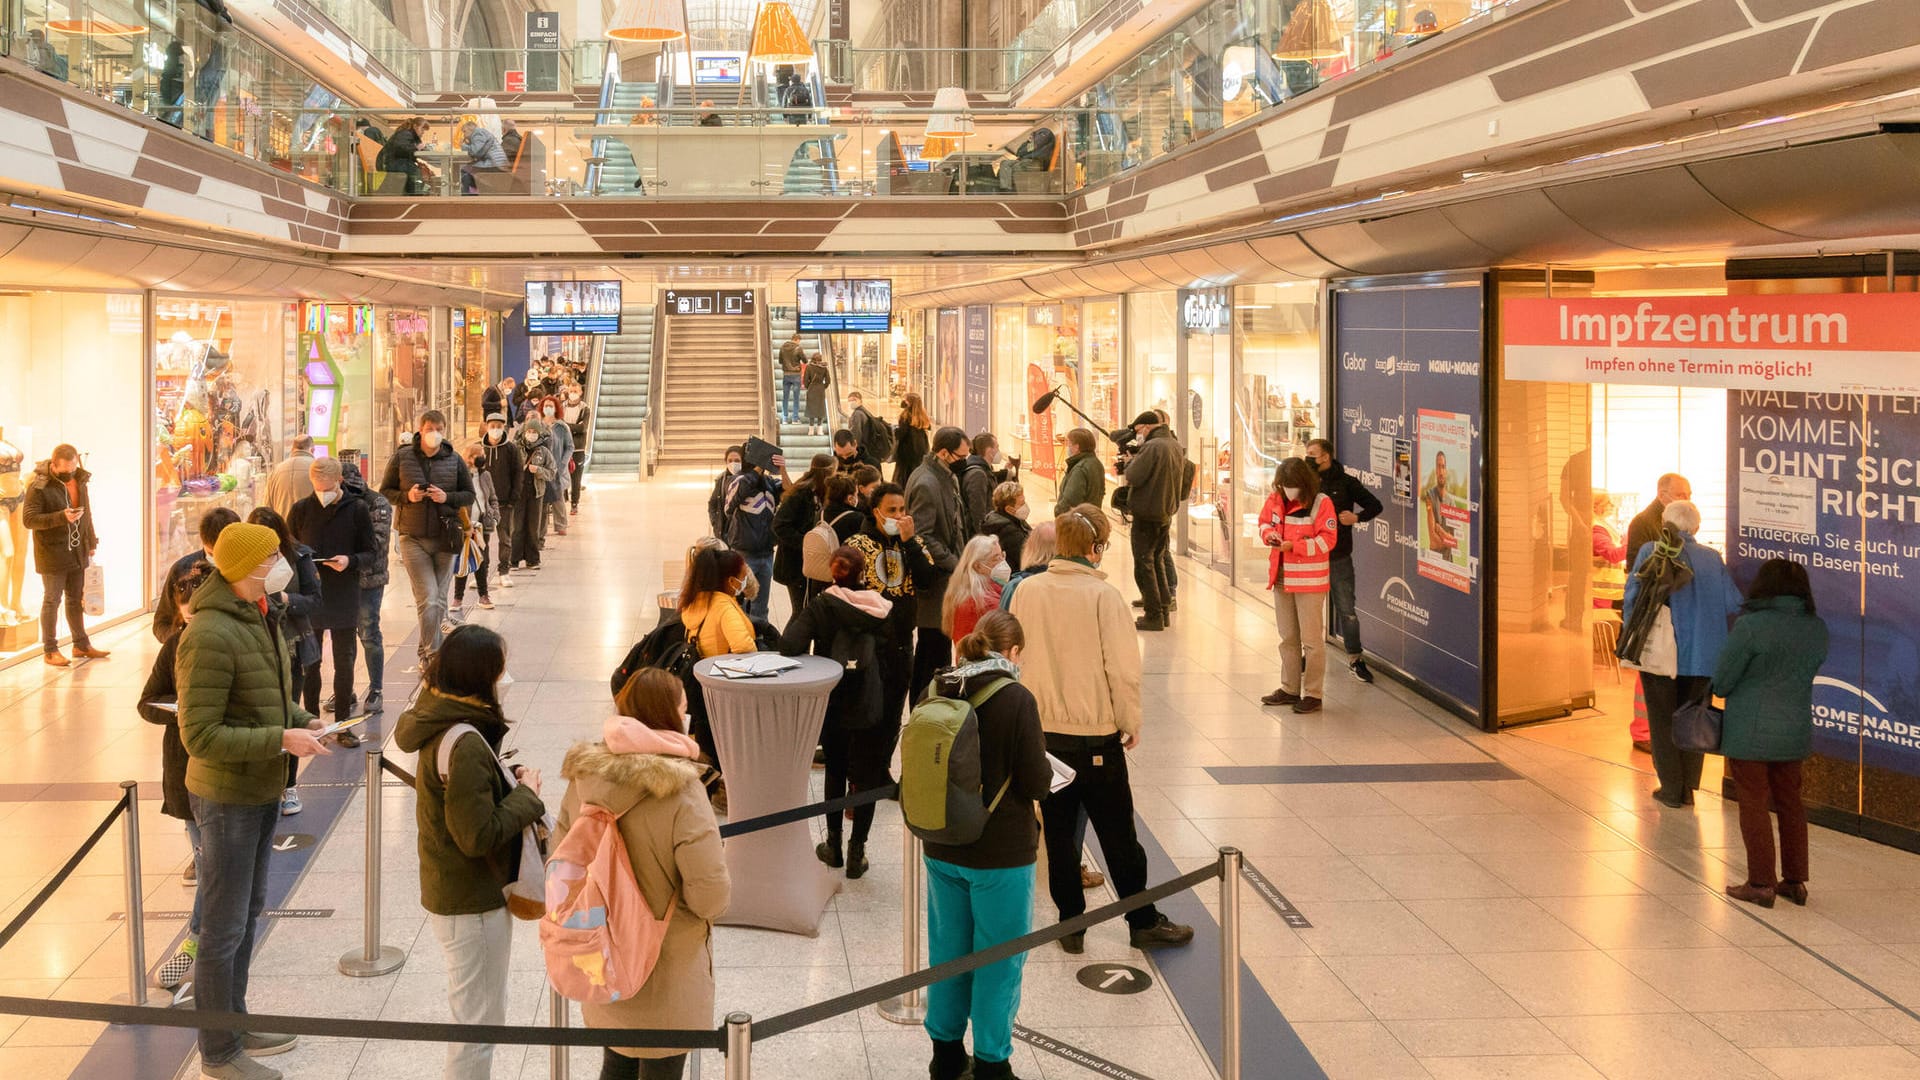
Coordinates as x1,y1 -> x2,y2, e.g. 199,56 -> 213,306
655,311 -> 765,467
598,81 -> 657,194
586,300 -> 654,475
770,307 -> 832,463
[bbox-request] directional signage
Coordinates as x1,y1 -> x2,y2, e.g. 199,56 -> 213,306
271,833 -> 316,853
1076,963 -> 1152,995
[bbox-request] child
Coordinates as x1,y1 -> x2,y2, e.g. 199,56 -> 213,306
140,560 -> 214,990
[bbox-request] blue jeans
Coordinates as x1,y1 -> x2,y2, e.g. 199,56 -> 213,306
924,858 -> 1034,1064
743,551 -> 774,620
184,818 -> 204,936
1328,557 -> 1361,658
781,374 -> 802,421
399,537 -> 456,662
357,584 -> 386,697
190,794 -> 280,1066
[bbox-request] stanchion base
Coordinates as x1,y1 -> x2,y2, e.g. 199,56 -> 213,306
876,995 -> 927,1025
337,945 -> 406,977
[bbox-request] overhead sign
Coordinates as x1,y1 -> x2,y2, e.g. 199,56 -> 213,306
665,288 -> 754,316
525,12 -> 560,91
1180,288 -> 1230,334
1504,295 -> 1920,394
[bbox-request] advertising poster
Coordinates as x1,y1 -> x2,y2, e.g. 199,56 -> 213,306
1726,390 -> 1920,782
963,306 -> 991,434
1415,408 -> 1474,593
1333,282 -> 1484,717
936,308 -> 961,424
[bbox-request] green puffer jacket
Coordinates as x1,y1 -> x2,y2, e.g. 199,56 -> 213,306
178,574 -> 313,806
1712,595 -> 1829,762
395,688 -> 546,916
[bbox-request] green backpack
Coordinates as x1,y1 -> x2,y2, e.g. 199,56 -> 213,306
901,678 -> 1013,846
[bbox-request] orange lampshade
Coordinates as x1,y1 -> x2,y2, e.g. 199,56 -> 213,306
607,0 -> 686,41
748,0 -> 811,64
1275,0 -> 1346,61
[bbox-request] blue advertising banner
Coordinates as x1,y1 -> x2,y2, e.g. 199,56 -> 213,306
963,305 -> 991,434
1333,282 -> 1485,717
1726,391 -> 1920,777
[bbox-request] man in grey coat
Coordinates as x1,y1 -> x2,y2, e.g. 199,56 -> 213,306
1122,411 -> 1186,631
907,425 -> 968,703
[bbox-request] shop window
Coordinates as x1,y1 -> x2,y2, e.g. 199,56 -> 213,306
1233,282 -> 1323,596
153,297 -> 292,591
296,302 -> 382,476
0,292 -> 147,661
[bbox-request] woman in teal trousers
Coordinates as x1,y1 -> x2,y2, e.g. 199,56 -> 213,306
922,610 -> 1054,1080
1713,557 -> 1828,909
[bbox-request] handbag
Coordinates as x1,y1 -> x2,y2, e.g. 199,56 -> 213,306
1673,695 -> 1724,753
437,723 -> 553,920
1621,605 -> 1677,678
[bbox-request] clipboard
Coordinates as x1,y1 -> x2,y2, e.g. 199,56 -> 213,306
742,435 -> 783,474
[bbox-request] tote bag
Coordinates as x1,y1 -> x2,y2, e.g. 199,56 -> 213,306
1621,606 -> 1677,678
436,723 -> 553,919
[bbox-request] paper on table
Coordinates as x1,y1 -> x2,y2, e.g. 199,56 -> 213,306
1046,752 -> 1076,793
713,654 -> 802,678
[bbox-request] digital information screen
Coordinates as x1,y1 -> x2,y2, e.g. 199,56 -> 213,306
526,280 -> 622,334
796,278 -> 892,333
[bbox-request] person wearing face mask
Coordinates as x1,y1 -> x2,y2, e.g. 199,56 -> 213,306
537,395 -> 573,541
481,377 -> 513,425
1257,457 -> 1338,714
956,432 -> 1006,534
1305,438 -> 1383,685
1011,505 -> 1193,955
476,414 -> 525,588
177,522 -> 333,1080
1054,428 -> 1105,518
851,465 -> 883,515
773,454 -> 836,615
562,386 -> 591,515
507,420 -> 556,574
846,484 -> 935,741
721,452 -> 787,621
980,481 -> 1031,570
707,447 -> 745,537
379,410 -> 477,668
287,456 -> 375,743
153,507 -> 240,644
921,610 -> 1053,1080
906,426 -> 970,705
942,535 -> 1007,642
451,439 -> 498,617
23,443 -> 107,666
247,506 -> 324,816
395,625 -> 547,1080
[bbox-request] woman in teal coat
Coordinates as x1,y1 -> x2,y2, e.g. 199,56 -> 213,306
1712,558 -> 1828,909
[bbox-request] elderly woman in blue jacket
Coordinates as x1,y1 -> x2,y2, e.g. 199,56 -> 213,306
1622,499 -> 1742,809
1713,558 -> 1828,908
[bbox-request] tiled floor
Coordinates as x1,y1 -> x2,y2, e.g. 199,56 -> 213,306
4,469 -> 1920,1079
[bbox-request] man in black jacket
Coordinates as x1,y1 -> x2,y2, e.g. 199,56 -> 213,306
289,456 -> 376,731
832,429 -> 878,473
956,432 -> 1006,534
477,413 -> 525,585
378,411 -> 475,665
1121,413 -> 1184,631
779,334 -> 805,424
1307,439 -> 1385,683
846,391 -> 892,463
24,445 -> 108,666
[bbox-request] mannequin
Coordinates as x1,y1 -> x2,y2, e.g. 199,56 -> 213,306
0,427 -> 25,624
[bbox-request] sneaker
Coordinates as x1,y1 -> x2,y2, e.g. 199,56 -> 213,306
201,1055 -> 281,1080
1129,914 -> 1195,950
322,692 -> 357,716
1059,931 -> 1085,955
1350,658 -> 1374,684
1260,687 -> 1300,706
156,938 -> 197,989
242,1032 -> 298,1057
477,595 -> 495,610
183,859 -> 197,885
498,574 -> 515,589
280,789 -> 302,816
364,690 -> 384,714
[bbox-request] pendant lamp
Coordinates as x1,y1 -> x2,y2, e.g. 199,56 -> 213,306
1275,0 -> 1347,61
606,0 -> 686,42
925,87 -> 973,138
748,0 -> 813,64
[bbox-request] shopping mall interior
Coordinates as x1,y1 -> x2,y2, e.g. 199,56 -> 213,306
4,0 -> 1920,1077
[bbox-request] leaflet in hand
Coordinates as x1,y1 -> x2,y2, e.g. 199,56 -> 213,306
316,714 -> 370,738
1046,753 -> 1077,793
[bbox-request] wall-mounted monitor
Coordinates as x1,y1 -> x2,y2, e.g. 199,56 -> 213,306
797,278 -> 892,333
525,280 -> 622,334
692,53 -> 745,86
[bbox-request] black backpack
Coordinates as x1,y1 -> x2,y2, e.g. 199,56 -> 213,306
609,613 -> 707,696
860,410 -> 895,462
824,624 -> 883,730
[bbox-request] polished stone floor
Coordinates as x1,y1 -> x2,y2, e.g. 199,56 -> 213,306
3,469 -> 1920,1079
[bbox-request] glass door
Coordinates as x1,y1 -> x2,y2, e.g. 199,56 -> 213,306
1181,317 -> 1233,578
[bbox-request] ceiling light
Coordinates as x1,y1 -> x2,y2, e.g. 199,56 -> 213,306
607,0 -> 687,41
1275,0 -> 1346,61
749,0 -> 812,63
926,88 -> 973,138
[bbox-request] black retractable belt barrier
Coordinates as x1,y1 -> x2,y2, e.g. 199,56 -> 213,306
719,782 -> 897,838
0,791 -> 129,950
379,756 -> 417,787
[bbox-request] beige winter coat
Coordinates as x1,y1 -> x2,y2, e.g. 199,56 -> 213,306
556,742 -> 731,1058
1006,558 -> 1142,738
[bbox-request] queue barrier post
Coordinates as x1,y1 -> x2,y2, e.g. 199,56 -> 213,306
724,1012 -> 753,1080
120,781 -> 147,1007
339,747 -> 406,977
549,985 -> 569,1080
1218,846 -> 1243,1080
876,825 -> 926,1024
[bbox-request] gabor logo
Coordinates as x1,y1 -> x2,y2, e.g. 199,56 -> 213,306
1379,577 -> 1430,627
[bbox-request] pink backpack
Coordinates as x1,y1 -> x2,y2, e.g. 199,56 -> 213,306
538,804 -> 674,1004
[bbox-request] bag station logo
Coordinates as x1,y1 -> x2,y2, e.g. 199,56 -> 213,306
1812,676 -> 1919,749
1379,577 -> 1431,627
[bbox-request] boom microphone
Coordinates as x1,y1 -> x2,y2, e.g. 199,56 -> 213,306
1030,388 -> 1060,414
1030,385 -> 1124,444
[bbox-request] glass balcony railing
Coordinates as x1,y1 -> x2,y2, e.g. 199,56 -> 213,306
402,43 -> 609,95
1004,0 -> 1108,83
816,44 -> 1049,94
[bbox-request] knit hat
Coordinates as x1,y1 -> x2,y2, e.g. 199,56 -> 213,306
212,522 -> 281,582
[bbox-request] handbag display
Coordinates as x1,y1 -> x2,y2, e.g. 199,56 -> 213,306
1673,695 -> 1724,753
1620,605 -> 1677,678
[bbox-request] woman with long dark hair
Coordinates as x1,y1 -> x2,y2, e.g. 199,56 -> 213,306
893,392 -> 932,485
1714,558 -> 1828,907
773,453 -> 835,616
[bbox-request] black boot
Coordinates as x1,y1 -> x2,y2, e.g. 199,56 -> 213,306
846,840 -> 869,879
970,1056 -> 1026,1080
816,827 -> 844,869
929,1038 -> 971,1080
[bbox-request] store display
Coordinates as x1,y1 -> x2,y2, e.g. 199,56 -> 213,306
0,428 -> 29,633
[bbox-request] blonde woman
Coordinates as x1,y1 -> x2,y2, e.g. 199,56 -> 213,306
941,535 -> 1007,641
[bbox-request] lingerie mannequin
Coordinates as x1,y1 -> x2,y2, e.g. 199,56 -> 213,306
0,428 -> 25,625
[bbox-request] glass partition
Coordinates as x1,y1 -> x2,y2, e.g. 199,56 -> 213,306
1232,282 -> 1322,595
